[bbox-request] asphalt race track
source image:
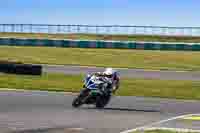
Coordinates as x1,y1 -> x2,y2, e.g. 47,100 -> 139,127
1,65 -> 200,133
43,65 -> 200,81
0,91 -> 200,133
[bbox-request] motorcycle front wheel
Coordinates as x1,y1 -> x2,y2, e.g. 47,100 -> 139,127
72,95 -> 83,108
72,88 -> 90,108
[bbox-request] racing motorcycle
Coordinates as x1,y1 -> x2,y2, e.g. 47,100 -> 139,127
72,74 -> 111,108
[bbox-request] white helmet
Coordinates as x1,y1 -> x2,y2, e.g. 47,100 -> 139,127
103,68 -> 115,77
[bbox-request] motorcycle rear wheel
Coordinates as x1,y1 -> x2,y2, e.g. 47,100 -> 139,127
95,95 -> 110,109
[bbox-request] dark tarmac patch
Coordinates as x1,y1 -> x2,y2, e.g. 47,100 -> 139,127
44,65 -> 200,81
9,127 -> 85,133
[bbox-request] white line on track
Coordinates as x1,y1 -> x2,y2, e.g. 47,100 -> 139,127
143,127 -> 200,133
120,113 -> 200,133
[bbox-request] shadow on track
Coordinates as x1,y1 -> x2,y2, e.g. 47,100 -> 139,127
81,107 -> 160,113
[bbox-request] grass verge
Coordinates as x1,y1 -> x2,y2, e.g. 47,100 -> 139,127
182,115 -> 200,121
133,129 -> 198,133
1,73 -> 200,100
1,46 -> 200,71
1,32 -> 200,43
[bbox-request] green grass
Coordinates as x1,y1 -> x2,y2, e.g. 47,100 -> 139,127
0,73 -> 82,92
1,46 -> 200,71
1,32 -> 200,43
133,129 -> 197,133
1,73 -> 200,100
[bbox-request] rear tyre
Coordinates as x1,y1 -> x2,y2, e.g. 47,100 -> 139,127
96,96 -> 106,109
103,94 -> 111,106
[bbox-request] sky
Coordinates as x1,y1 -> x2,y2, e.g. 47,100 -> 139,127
0,0 -> 199,27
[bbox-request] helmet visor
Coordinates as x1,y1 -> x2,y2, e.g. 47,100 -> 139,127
105,75 -> 112,78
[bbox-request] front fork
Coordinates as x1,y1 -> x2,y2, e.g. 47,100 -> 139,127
79,88 -> 90,103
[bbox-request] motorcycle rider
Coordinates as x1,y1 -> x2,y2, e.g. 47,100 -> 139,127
94,68 -> 120,94
72,68 -> 120,108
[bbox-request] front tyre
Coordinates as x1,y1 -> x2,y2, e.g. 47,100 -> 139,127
72,88 -> 90,108
72,96 -> 82,108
